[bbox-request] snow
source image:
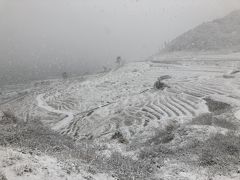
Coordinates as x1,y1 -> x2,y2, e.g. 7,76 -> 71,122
0,147 -> 84,180
30,59 -> 240,143
36,94 -> 74,131
0,147 -> 116,180
3,58 -> 240,179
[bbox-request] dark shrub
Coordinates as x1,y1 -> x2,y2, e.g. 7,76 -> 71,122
191,113 -> 213,125
199,150 -> 217,166
153,76 -> 170,90
111,131 -> 128,144
0,172 -> 7,180
2,110 -> 18,124
197,132 -> 240,170
204,98 -> 231,114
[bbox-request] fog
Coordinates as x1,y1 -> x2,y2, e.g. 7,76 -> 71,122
1,0 -> 240,85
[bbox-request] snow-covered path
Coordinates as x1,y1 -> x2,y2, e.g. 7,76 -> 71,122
36,94 -> 74,131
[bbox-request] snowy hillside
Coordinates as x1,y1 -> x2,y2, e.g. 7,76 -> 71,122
162,10 -> 240,53
1,58 -> 240,179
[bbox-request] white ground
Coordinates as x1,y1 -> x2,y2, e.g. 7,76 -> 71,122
2,56 -> 240,180
36,94 -> 74,131
31,59 -> 240,143
0,147 -> 114,180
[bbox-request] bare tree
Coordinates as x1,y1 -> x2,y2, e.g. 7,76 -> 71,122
116,56 -> 122,66
62,72 -> 68,79
116,56 -> 125,68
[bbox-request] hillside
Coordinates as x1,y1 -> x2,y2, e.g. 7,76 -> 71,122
162,10 -> 240,53
1,59 -> 240,179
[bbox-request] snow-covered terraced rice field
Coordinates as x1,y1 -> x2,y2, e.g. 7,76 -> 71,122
25,60 -> 240,142
2,60 -> 240,180
2,60 -> 239,142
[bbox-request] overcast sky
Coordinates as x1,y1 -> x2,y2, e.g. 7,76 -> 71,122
1,0 -> 240,85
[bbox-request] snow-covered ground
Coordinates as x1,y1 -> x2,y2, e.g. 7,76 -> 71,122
29,60 -> 240,141
0,147 -> 114,180
1,58 -> 240,179
3,59 -> 240,142
36,94 -> 74,131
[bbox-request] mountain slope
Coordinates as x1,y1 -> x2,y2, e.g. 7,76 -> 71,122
163,10 -> 240,52
2,60 -> 240,179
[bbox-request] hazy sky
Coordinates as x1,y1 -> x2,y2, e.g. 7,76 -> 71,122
1,0 -> 240,84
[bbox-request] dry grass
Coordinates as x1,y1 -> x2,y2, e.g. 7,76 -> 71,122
95,152 -> 153,180
196,132 -> 240,174
204,98 -> 231,114
191,113 -> 237,130
0,172 -> 7,180
191,98 -> 237,130
0,114 -> 154,179
0,117 -> 75,154
213,117 -> 237,130
137,123 -> 179,172
1,110 -> 18,124
188,99 -> 240,173
138,112 -> 240,177
2,151 -> 22,167
111,131 -> 128,144
191,113 -> 213,125
13,164 -> 35,176
1,98 -> 238,179
147,124 -> 177,145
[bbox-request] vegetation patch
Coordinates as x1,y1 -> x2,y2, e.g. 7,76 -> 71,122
153,76 -> 170,90
213,118 -> 237,130
204,98 -> 231,114
111,131 -> 128,144
137,123 -> 178,170
0,118 -> 75,154
191,112 -> 237,130
96,152 -> 153,180
191,113 -> 213,126
14,164 -> 34,176
0,171 -> 7,180
1,110 -> 18,124
0,115 -> 153,179
191,98 -> 237,130
147,127 -> 175,145
196,132 -> 240,173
